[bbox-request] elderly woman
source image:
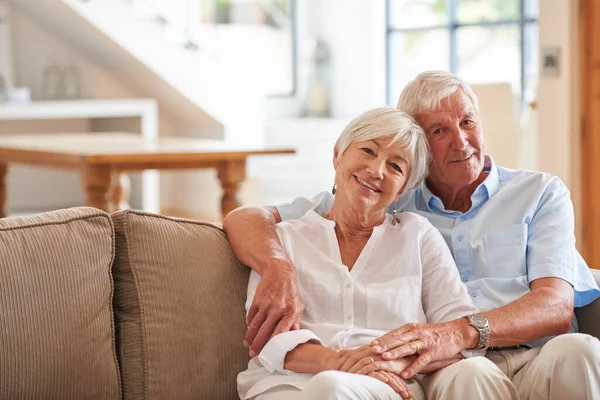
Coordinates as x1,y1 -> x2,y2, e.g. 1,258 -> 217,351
237,107 -> 515,400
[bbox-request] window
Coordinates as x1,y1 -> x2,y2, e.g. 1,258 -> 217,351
386,0 -> 538,106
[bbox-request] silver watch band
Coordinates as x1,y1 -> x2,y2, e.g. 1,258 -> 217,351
467,314 -> 490,350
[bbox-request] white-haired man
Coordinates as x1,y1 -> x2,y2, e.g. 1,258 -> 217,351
223,71 -> 600,399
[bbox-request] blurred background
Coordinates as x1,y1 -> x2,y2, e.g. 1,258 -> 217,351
0,0 -> 583,238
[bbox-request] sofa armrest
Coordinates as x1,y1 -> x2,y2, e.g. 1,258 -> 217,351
575,269 -> 600,340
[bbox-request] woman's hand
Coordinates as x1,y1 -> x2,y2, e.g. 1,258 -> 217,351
367,371 -> 413,400
334,344 -> 378,372
333,345 -> 414,399
370,319 -> 475,379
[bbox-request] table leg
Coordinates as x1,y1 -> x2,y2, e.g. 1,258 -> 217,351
81,165 -> 112,212
217,160 -> 246,218
109,172 -> 131,211
0,163 -> 7,218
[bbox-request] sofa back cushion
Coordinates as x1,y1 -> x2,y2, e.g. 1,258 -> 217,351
576,268 -> 600,340
111,210 -> 250,400
0,207 -> 121,399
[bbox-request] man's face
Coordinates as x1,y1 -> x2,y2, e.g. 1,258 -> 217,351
415,89 -> 485,191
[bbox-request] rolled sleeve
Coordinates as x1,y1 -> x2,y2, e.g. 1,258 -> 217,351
257,330 -> 322,374
526,179 -> 576,286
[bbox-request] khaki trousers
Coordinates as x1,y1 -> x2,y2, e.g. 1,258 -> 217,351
485,333 -> 600,400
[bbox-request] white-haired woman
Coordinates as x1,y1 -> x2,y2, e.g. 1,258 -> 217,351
236,107 -> 498,400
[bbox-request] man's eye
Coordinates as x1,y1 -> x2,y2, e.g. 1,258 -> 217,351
432,128 -> 442,135
463,119 -> 474,126
361,147 -> 375,155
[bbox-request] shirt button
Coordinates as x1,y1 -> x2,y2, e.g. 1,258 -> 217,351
457,234 -> 464,241
469,291 -> 478,297
346,314 -> 352,320
334,345 -> 341,351
461,275 -> 468,282
346,283 -> 352,289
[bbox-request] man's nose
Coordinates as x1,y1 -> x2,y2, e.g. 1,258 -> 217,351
450,126 -> 469,149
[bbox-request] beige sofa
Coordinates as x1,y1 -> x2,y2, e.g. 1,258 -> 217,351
1,207 -> 599,400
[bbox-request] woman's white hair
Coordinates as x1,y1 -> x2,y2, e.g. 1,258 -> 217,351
334,107 -> 430,194
397,70 -> 479,118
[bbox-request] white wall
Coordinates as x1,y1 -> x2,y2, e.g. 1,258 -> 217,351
537,0 -> 582,243
0,1 -> 13,87
268,0 -> 387,119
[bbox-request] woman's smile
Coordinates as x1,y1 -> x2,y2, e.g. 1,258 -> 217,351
354,175 -> 381,193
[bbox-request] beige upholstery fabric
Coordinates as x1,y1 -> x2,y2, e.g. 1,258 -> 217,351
576,269 -> 600,340
112,210 -> 250,400
0,207 -> 121,400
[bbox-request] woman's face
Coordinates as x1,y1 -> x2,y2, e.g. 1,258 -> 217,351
333,137 -> 410,214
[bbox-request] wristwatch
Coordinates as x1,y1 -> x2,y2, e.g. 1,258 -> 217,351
466,314 -> 490,350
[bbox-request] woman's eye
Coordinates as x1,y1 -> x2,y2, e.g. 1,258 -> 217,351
361,147 -> 375,155
390,163 -> 403,173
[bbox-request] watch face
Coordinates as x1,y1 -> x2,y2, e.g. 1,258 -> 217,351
470,315 -> 487,328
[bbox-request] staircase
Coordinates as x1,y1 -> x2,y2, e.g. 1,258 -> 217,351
13,0 -> 299,145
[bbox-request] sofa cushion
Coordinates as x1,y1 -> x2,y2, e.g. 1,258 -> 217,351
111,210 -> 250,400
0,207 -> 121,399
576,268 -> 600,340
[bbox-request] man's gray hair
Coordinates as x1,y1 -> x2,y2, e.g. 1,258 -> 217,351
397,70 -> 479,118
334,107 -> 430,194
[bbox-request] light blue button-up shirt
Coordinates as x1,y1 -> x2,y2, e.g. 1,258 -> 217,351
277,157 -> 600,346
395,157 -> 600,312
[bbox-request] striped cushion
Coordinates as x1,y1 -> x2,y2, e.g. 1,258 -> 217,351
111,210 -> 249,400
576,269 -> 600,340
0,207 -> 121,399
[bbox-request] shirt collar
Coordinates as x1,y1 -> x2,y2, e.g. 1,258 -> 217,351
420,155 -> 499,215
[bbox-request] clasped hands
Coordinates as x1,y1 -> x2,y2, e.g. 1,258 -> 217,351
333,344 -> 417,399
330,322 -> 465,399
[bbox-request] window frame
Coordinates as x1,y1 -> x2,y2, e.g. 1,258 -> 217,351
385,0 -> 538,104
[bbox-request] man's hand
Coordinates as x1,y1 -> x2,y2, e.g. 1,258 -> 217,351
245,261 -> 304,356
370,320 -> 476,379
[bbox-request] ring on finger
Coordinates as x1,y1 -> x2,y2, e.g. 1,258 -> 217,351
412,341 -> 421,354
368,356 -> 375,364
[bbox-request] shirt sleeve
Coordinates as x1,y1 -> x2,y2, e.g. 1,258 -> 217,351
257,330 -> 323,374
419,219 -> 479,323
527,178 -> 576,285
276,191 -> 334,221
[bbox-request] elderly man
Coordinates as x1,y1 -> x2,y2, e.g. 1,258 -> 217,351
223,71 -> 600,399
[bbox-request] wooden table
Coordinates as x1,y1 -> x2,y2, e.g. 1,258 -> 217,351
0,133 -> 295,217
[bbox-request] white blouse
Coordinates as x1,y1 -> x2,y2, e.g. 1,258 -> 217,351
237,211 -> 479,399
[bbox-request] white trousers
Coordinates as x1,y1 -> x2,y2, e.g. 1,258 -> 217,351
254,357 -> 516,400
486,333 -> 600,400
